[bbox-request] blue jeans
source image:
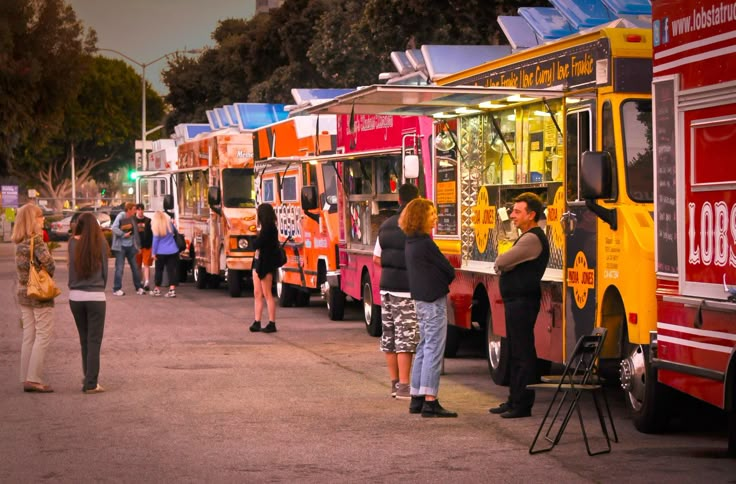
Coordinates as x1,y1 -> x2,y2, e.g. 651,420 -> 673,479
113,245 -> 142,292
411,296 -> 447,397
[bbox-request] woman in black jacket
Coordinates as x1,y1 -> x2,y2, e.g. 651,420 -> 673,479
250,203 -> 280,333
399,198 -> 457,418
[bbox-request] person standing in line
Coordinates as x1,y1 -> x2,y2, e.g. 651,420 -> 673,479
110,202 -> 145,296
150,211 -> 180,298
133,203 -> 153,291
489,192 -> 549,419
373,183 -> 420,400
12,204 -> 56,393
249,203 -> 279,333
68,212 -> 109,394
399,198 -> 457,418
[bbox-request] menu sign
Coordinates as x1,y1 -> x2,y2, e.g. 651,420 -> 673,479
654,79 -> 677,274
436,160 -> 458,235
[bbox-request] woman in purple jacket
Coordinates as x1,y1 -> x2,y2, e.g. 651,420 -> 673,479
151,211 -> 180,298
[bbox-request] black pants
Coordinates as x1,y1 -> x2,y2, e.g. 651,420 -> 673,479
504,297 -> 540,410
69,300 -> 106,391
155,253 -> 179,287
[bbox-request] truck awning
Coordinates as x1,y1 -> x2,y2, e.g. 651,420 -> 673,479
298,84 -> 580,117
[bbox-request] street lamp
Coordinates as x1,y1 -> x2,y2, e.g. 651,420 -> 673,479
97,48 -> 202,172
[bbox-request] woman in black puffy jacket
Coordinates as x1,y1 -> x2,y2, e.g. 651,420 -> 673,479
250,203 -> 280,333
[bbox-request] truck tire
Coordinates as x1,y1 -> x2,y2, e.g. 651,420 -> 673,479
228,269 -> 242,297
620,344 -> 670,433
327,286 -> 345,321
295,289 -> 310,307
178,259 -> 190,283
195,266 -> 207,289
277,272 -> 296,307
444,324 -> 461,358
362,273 -> 382,337
485,310 -> 510,385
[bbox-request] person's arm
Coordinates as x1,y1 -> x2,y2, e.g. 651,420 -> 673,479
494,232 -> 542,273
101,240 -> 109,286
111,212 -> 125,237
152,235 -> 159,257
373,238 -> 382,266
34,235 -> 56,276
252,225 -> 274,251
428,239 -> 455,283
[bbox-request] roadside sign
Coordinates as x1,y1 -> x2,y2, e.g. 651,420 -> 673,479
1,185 -> 19,208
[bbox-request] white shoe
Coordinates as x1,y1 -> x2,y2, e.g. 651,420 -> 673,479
165,290 -> 176,298
136,288 -> 146,295
113,289 -> 125,296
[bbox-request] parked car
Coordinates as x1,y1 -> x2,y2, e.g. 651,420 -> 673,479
49,215 -> 72,241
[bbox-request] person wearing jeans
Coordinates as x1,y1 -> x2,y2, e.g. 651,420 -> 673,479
111,202 -> 144,296
399,198 -> 457,418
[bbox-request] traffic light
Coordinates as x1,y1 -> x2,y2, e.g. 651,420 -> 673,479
128,169 -> 138,181
101,188 -> 107,196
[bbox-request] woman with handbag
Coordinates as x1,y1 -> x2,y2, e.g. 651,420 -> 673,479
249,203 -> 279,333
68,212 -> 109,394
150,211 -> 180,298
12,203 -> 57,393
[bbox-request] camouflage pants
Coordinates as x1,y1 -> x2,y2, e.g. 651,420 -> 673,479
380,293 -> 419,353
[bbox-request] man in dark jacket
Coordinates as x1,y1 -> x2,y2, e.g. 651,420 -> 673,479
373,183 -> 420,400
489,192 -> 550,419
134,204 -> 153,291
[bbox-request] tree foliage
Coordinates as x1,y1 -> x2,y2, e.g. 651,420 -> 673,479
0,0 -> 96,175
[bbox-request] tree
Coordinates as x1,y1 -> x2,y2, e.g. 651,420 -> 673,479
0,0 -> 96,175
13,56 -> 165,208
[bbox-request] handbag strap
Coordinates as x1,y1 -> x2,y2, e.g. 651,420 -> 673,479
29,234 -> 38,268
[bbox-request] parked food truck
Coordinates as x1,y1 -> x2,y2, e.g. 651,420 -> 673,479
584,0 -> 734,453
253,115 -> 340,309
305,24 -> 657,388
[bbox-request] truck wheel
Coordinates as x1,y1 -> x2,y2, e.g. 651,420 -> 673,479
620,344 -> 670,433
228,269 -> 242,297
295,290 -> 310,307
207,274 -> 220,289
326,286 -> 345,321
277,272 -> 296,307
195,266 -> 207,289
178,259 -> 190,283
485,311 -> 510,385
362,274 -> 382,337
444,324 -> 461,358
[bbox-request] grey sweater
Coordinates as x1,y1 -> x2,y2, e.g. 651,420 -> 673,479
67,238 -> 109,292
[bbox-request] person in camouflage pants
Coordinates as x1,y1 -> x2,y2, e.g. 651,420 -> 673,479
373,183 -> 420,400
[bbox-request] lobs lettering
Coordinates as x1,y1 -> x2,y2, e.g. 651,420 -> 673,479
687,201 -> 736,268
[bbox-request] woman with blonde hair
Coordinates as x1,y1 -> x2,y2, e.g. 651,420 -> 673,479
68,212 -> 109,394
12,203 -> 56,393
399,198 -> 456,417
151,211 -> 180,298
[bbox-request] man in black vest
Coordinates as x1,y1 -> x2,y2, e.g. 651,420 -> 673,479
373,183 -> 420,400
489,192 -> 550,418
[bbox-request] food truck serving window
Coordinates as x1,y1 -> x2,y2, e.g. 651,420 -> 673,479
691,116 -> 736,186
262,178 -> 275,203
281,175 -> 298,202
222,168 -> 256,208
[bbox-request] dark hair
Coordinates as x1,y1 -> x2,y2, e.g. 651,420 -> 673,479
135,203 -> 144,210
257,203 -> 277,228
398,183 -> 420,205
513,192 -> 544,222
72,212 -> 106,279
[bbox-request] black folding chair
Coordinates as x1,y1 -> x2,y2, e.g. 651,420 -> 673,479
529,327 -> 618,456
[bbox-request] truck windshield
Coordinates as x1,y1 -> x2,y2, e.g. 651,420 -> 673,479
622,99 -> 653,203
222,168 -> 256,208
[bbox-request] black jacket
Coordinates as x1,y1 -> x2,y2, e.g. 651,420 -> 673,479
134,215 -> 153,249
253,223 -> 279,277
378,212 -> 410,293
499,226 -> 550,301
405,234 -> 455,302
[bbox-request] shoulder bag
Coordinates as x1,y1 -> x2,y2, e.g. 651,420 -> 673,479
173,225 -> 186,252
27,236 -> 61,301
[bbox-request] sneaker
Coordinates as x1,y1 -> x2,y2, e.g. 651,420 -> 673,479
112,289 -> 125,296
409,395 -> 425,414
489,401 -> 512,414
151,288 -> 161,297
396,383 -> 411,400
391,379 -> 399,398
421,399 -> 458,418
136,288 -> 147,295
143,282 -> 150,291
261,321 -> 277,333
164,289 -> 176,298
249,321 -> 261,332
84,384 -> 105,394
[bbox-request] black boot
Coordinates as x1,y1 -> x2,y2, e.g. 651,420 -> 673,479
261,321 -> 277,333
249,321 -> 261,332
421,399 -> 458,418
409,395 -> 425,414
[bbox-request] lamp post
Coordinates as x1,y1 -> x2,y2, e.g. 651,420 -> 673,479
97,48 -> 201,172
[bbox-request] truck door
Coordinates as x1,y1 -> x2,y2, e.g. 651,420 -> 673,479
564,106 -> 597,358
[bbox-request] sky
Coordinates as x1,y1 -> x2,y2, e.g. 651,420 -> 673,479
68,0 -> 256,94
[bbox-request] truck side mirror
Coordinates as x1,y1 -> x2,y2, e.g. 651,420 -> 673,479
581,151 -> 613,199
207,186 -> 222,215
163,194 -> 174,211
301,185 -> 319,211
403,154 -> 419,179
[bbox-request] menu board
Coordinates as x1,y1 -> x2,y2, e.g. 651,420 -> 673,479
654,79 -> 678,274
436,160 -> 458,235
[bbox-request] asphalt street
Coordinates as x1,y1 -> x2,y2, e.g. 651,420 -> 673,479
1,241 -> 735,483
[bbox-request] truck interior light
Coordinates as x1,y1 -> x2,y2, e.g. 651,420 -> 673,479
308,159 -> 317,165
432,112 -> 457,119
506,94 -> 536,102
455,107 -> 481,114
478,101 -> 506,109
566,97 -> 582,104
533,110 -> 551,117
628,312 -> 638,324
507,114 -> 516,121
